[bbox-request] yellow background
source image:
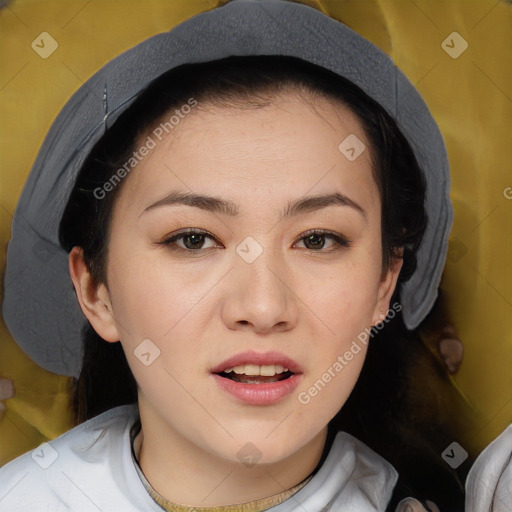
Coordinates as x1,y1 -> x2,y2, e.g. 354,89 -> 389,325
0,0 -> 511,465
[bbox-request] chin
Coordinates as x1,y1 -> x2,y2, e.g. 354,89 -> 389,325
218,427 -> 321,468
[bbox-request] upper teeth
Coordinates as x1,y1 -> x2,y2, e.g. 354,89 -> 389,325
223,364 -> 289,376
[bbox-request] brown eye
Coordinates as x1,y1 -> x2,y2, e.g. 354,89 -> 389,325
181,233 -> 207,250
303,233 -> 326,249
160,229 -> 219,252
295,230 -> 351,251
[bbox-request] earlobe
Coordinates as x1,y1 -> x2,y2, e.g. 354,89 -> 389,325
68,247 -> 120,343
371,255 -> 403,326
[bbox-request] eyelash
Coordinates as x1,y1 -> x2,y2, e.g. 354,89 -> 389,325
158,228 -> 351,255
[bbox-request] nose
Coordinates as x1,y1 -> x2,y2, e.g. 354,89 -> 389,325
221,247 -> 300,335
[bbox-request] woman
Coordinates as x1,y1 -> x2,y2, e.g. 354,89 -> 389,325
0,1 -> 509,510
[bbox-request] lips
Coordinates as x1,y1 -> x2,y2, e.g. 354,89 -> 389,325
211,351 -> 303,405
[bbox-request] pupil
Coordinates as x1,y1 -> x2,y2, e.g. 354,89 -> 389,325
184,234 -> 204,249
305,234 -> 324,249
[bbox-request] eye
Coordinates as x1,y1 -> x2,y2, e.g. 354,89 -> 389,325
159,229 -> 221,252
158,228 -> 350,254
295,229 -> 351,251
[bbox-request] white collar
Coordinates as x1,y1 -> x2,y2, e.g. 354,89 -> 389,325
270,430 -> 398,511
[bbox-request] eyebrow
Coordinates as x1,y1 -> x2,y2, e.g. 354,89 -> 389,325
141,190 -> 366,220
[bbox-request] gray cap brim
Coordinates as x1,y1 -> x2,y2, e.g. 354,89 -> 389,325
2,0 -> 453,377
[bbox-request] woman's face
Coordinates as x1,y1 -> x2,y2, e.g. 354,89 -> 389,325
81,92 -> 401,466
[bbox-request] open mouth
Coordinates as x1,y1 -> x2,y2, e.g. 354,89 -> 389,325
212,356 -> 302,404
216,364 -> 295,384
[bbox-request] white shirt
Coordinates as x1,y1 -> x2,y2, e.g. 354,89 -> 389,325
0,404 -> 509,511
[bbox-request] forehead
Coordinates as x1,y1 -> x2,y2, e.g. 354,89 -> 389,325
114,93 -> 379,220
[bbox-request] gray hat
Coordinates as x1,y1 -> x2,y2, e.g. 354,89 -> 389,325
2,0 -> 453,378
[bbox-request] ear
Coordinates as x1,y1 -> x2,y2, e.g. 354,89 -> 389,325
371,253 -> 403,327
68,247 -> 120,343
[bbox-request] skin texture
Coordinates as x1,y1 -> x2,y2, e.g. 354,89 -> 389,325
69,92 -> 402,506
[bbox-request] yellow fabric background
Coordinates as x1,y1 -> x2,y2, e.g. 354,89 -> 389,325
0,0 -> 510,465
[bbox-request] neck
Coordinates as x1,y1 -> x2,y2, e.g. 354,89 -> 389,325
133,398 -> 327,507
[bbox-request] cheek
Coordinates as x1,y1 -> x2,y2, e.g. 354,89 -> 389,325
104,247 -> 220,391
302,256 -> 382,335
106,244 -> 211,339
292,259 -> 378,421
295,286 -> 371,431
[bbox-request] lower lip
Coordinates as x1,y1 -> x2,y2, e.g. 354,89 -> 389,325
212,373 -> 302,405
